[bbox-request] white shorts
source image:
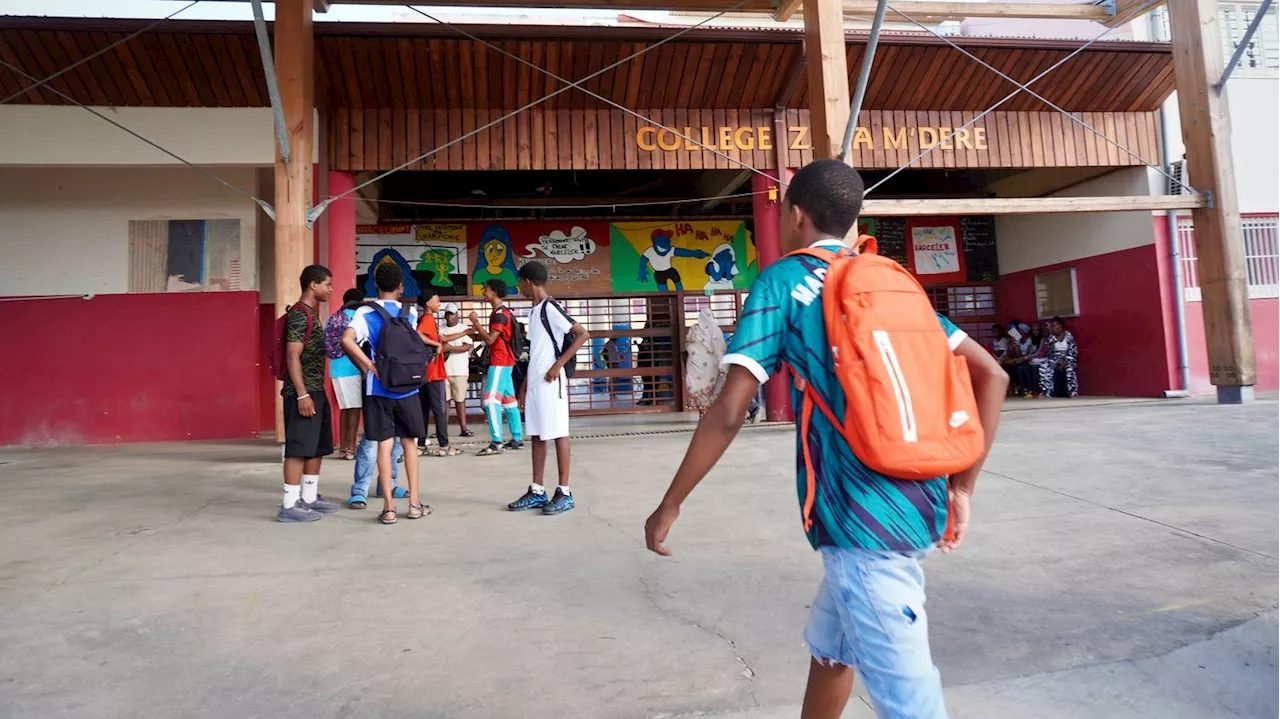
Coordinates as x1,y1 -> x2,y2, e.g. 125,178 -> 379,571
524,376 -> 570,440
332,375 -> 363,410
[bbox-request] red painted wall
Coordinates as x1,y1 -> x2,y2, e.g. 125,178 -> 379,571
1183,298 -> 1280,393
1000,243 -> 1174,397
0,292 -> 262,445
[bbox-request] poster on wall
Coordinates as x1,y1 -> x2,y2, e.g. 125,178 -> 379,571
906,219 -> 966,284
610,220 -> 756,293
357,224 -> 458,297
127,219 -> 242,293
468,221 -> 611,296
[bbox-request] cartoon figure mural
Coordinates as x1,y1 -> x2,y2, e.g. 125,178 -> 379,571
413,224 -> 469,292
363,248 -> 421,298
611,221 -> 756,293
702,243 -> 739,291
637,229 -> 708,290
470,224 -> 520,296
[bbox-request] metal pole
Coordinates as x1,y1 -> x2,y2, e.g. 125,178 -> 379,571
839,0 -> 889,161
1216,0 -> 1273,91
250,0 -> 292,167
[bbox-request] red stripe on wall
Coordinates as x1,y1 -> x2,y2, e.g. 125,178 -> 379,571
0,292 -> 263,445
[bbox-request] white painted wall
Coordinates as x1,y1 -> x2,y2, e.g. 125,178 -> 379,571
1160,81 -> 1280,213
0,106 -> 317,166
0,167 -> 260,296
995,167 -> 1159,274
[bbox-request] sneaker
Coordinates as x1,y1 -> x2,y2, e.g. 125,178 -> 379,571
299,495 -> 341,514
277,503 -> 322,523
503,440 -> 525,451
508,488 -> 549,511
542,488 -> 575,516
477,443 -> 504,456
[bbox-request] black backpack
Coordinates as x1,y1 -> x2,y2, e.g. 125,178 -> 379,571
364,301 -> 431,393
540,298 -> 578,379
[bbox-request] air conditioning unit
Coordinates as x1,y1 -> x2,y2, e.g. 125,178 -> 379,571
1167,160 -> 1189,195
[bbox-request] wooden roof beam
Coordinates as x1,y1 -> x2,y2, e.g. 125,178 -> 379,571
779,1 -> 1115,21
860,194 -> 1206,216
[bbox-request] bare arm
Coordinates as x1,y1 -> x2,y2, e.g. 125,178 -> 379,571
950,336 -> 1008,495
285,341 -> 308,398
552,324 -> 591,372
340,326 -> 376,376
468,311 -> 500,346
418,330 -> 443,349
645,366 -> 759,556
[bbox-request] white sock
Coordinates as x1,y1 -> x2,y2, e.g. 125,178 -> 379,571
301,475 -> 320,503
530,483 -> 546,495
559,486 -> 571,496
282,483 -> 301,509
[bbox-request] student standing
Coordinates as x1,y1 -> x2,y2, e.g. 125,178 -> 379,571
330,288 -> 366,460
278,265 -> 341,522
439,304 -> 475,437
507,261 -> 590,515
643,160 -> 1009,719
416,293 -> 460,456
341,262 -> 429,525
469,279 -> 524,456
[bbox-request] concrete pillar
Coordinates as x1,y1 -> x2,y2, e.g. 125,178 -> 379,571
326,170 -> 358,303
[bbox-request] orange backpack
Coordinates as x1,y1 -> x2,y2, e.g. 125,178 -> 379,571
787,236 -> 984,537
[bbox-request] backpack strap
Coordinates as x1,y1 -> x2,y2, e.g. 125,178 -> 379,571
292,302 -> 317,345
787,362 -> 857,534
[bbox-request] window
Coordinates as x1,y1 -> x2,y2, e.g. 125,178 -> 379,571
1151,5 -> 1278,78
1220,2 -> 1279,78
1034,268 -> 1080,319
1177,214 -> 1280,300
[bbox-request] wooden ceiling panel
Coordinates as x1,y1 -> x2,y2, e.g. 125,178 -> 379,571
0,20 -> 1175,114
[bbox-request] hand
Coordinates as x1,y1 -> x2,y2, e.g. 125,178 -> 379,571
645,502 -> 680,557
637,268 -> 648,283
297,396 -> 317,417
468,311 -> 480,324
694,250 -> 710,259
544,364 -> 562,383
938,487 -> 971,554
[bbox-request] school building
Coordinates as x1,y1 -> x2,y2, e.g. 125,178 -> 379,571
0,9 -> 1273,445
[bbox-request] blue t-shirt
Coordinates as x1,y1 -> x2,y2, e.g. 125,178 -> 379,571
330,308 -> 361,379
349,301 -> 420,400
723,239 -> 968,552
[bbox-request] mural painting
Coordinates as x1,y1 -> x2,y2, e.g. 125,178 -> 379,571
468,221 -> 611,295
609,221 -> 755,293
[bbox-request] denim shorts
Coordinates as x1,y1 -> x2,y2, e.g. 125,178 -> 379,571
804,546 -> 948,719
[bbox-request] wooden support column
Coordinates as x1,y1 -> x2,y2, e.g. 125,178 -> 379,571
273,0 -> 315,434
1168,0 -> 1257,402
803,0 -> 850,161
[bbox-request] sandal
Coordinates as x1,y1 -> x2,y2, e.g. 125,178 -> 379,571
348,495 -> 367,510
378,508 -> 397,525
460,429 -> 474,437
406,503 -> 432,520
427,446 -> 462,457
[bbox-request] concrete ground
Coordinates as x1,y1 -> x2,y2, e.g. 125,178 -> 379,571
0,397 -> 1276,719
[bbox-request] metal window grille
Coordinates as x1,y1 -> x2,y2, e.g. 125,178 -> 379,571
1177,214 -> 1279,300
1221,3 -> 1280,77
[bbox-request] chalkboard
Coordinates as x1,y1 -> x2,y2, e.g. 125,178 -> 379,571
960,216 -> 998,282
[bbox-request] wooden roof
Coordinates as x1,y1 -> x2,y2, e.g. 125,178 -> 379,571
0,18 -> 1174,113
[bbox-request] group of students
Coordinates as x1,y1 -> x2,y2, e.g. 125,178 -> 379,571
276,258 -> 589,526
991,317 -> 1080,398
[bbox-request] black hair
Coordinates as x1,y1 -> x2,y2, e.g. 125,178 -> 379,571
342,288 -> 364,305
374,262 -> 403,293
784,159 -> 866,238
1051,316 -> 1066,326
299,264 -> 331,292
518,261 -> 549,286
417,291 -> 439,307
484,278 -> 507,297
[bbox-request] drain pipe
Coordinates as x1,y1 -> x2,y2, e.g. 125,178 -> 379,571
1154,14 -> 1192,398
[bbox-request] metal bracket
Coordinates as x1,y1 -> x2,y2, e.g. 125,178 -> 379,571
1098,0 -> 1117,18
250,0 -> 292,167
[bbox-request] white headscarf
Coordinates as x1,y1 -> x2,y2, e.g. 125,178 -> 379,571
686,308 -> 727,394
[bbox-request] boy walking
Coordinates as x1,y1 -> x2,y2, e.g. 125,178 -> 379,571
469,279 -> 524,455
508,261 -> 590,515
416,293 -> 461,456
440,304 -> 475,437
643,160 -> 1009,719
278,264 -> 341,522
340,262 -> 429,525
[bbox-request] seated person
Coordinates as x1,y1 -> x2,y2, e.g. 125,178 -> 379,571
1036,316 -> 1080,398
990,324 -> 1028,397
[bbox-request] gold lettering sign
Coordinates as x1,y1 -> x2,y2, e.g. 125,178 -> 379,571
634,125 -> 989,153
